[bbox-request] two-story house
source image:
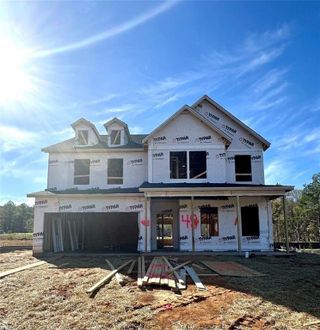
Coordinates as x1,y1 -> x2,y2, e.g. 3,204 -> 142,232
28,95 -> 293,255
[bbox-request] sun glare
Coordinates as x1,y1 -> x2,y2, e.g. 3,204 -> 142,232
0,38 -> 34,105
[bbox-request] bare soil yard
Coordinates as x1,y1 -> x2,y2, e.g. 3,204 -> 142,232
0,249 -> 319,330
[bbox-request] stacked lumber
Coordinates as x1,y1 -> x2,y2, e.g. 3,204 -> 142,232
137,256 -> 192,291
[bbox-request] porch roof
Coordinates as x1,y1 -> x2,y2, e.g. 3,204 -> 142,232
139,182 -> 293,198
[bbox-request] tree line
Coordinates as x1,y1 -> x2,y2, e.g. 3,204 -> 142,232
0,201 -> 34,233
273,173 -> 320,243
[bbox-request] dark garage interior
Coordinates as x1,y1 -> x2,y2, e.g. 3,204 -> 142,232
43,212 -> 139,252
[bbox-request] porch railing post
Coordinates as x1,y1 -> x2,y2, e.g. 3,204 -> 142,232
191,196 -> 195,252
236,195 -> 242,253
283,195 -> 289,254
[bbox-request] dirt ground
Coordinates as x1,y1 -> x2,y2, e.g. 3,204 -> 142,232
0,248 -> 320,330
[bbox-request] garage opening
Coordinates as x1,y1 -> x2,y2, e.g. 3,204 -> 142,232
43,212 -> 139,252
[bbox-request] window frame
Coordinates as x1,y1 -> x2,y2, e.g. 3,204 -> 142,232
200,207 -> 219,238
77,130 -> 89,145
107,158 -> 123,184
235,155 -> 252,182
110,130 -> 121,145
169,150 -> 207,180
241,205 -> 260,237
74,159 -> 90,185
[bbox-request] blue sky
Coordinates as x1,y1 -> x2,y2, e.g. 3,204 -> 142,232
0,1 -> 319,205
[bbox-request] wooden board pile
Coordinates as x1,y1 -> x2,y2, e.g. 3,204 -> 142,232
137,256 -> 206,291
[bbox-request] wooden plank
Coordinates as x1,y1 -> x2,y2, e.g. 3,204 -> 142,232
105,259 -> 124,285
143,257 -> 156,284
141,256 -> 146,278
87,259 -> 132,294
200,261 -> 265,277
0,261 -> 47,279
68,221 -> 75,251
127,260 -> 136,275
52,219 -> 57,253
184,266 -> 206,291
162,256 -> 186,290
168,260 -> 191,273
137,257 -> 143,287
192,263 -> 206,271
81,215 -> 85,250
179,268 -> 187,283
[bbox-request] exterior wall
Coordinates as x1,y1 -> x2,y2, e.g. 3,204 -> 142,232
32,195 -> 151,254
33,195 -> 273,254
73,123 -> 99,146
148,111 -> 227,183
178,197 -> 273,252
194,100 -> 265,184
48,151 -> 147,190
148,110 -> 265,184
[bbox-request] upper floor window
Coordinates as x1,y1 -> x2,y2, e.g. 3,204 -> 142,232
110,130 -> 121,145
107,158 -> 123,184
77,130 -> 89,145
190,151 -> 207,179
170,152 -> 187,179
201,207 -> 219,238
74,159 -> 90,185
170,151 -> 206,179
241,205 -> 259,236
235,155 -> 252,181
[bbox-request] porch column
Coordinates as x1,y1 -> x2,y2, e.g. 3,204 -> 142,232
283,195 -> 289,254
236,195 -> 242,253
191,196 -> 195,252
144,197 -> 151,252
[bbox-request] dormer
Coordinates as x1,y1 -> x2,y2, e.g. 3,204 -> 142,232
103,118 -> 130,147
71,118 -> 100,147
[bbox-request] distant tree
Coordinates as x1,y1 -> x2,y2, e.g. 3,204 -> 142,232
300,173 -> 320,241
0,201 -> 33,233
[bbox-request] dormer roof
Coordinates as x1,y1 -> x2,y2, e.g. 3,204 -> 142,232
103,117 -> 131,138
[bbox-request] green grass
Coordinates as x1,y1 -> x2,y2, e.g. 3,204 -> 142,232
0,233 -> 33,240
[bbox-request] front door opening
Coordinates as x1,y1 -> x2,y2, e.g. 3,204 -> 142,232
157,213 -> 173,249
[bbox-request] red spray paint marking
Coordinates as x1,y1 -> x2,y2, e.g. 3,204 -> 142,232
181,214 -> 199,229
141,219 -> 150,227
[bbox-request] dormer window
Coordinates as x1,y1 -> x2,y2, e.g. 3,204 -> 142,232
78,130 -> 89,145
110,130 -> 121,145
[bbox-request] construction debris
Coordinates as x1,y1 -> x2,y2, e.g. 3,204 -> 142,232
0,261 -> 47,279
86,259 -> 133,295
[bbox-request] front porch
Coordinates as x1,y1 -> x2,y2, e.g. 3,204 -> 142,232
140,182 -> 293,253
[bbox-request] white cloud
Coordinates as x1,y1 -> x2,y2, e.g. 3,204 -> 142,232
32,1 -> 180,58
0,124 -> 39,152
265,159 -> 291,184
